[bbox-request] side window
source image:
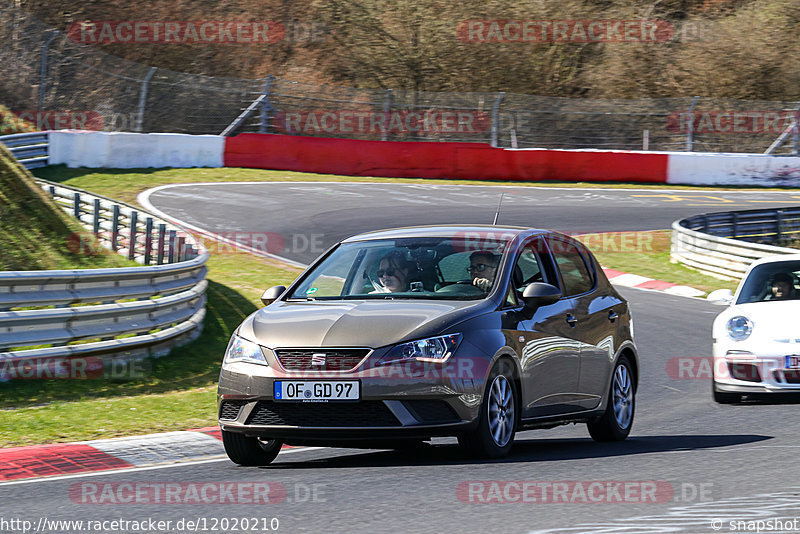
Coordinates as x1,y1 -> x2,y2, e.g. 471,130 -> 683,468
546,238 -> 595,296
511,238 -> 549,295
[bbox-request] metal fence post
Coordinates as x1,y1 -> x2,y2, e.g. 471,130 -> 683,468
73,192 -> 81,218
776,209 -> 784,240
38,31 -> 58,111
144,217 -> 154,265
176,236 -> 186,262
157,223 -> 166,265
381,89 -> 393,142
685,96 -> 700,152
135,67 -> 157,133
167,230 -> 176,263
128,210 -> 138,260
491,92 -> 505,148
259,75 -> 275,134
731,212 -> 739,239
111,204 -> 120,251
92,199 -> 101,235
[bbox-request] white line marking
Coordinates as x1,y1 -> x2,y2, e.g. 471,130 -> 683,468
0,447 -> 323,487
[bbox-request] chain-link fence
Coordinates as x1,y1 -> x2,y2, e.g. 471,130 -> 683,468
1,3 -> 799,154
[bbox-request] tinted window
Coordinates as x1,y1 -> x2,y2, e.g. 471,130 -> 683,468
737,261 -> 800,304
510,238 -> 548,294
546,238 -> 594,296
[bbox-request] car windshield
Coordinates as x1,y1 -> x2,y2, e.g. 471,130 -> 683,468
288,236 -> 511,300
736,261 -> 800,304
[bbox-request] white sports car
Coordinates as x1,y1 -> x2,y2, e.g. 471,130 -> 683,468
709,254 -> 800,403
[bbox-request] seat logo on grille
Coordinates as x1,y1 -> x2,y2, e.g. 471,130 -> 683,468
310,353 -> 327,367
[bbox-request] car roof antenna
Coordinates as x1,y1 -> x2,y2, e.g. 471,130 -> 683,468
492,193 -> 505,225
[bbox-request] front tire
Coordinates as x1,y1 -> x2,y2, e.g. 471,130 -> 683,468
588,355 -> 635,442
713,383 -> 741,404
459,360 -> 517,459
222,430 -> 282,466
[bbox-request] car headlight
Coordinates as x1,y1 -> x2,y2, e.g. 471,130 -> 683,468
378,334 -> 462,365
224,334 -> 268,365
727,316 -> 753,341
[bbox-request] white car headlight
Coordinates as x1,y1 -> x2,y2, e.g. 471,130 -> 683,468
224,334 -> 268,365
378,334 -> 462,365
726,316 -> 753,341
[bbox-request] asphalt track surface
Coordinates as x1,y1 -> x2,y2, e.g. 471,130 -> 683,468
4,183 -> 800,534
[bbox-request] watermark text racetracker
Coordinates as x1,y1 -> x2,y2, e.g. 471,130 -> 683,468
69,481 -> 325,504
0,356 -> 149,381
68,20 -> 327,44
273,110 -> 491,136
457,481 -> 713,504
458,20 -> 675,43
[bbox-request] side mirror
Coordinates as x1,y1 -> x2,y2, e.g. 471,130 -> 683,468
707,288 -> 734,306
261,285 -> 286,306
521,282 -> 562,308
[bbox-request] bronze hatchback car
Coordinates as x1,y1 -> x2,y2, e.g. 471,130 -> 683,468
218,226 -> 638,464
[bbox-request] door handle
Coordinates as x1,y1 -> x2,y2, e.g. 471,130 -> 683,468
608,310 -> 619,323
566,313 -> 578,327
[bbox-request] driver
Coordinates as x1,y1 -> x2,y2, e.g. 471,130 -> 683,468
770,273 -> 795,300
469,251 -> 500,292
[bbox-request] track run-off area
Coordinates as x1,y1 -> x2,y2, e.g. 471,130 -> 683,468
3,183 -> 800,534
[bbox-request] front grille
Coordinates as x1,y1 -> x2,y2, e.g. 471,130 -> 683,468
246,400 -> 400,427
783,370 -> 800,384
728,363 -> 762,383
274,349 -> 369,372
219,400 -> 248,420
404,400 -> 460,424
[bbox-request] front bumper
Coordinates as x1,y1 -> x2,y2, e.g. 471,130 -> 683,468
713,346 -> 800,392
217,355 -> 488,439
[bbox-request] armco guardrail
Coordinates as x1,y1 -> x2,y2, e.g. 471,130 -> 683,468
0,153 -> 208,378
0,131 -> 49,169
671,207 -> 800,280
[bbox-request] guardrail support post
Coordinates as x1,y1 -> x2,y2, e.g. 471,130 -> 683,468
111,205 -> 120,251
157,224 -> 167,265
176,236 -> 186,262
731,212 -> 739,239
777,209 -> 784,240
73,192 -> 81,218
144,217 -> 154,265
168,230 -> 176,263
128,211 -> 138,260
92,199 -> 101,235
48,185 -> 55,197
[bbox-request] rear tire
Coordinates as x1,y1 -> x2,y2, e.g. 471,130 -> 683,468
222,430 -> 282,466
588,355 -> 635,442
459,359 -> 517,459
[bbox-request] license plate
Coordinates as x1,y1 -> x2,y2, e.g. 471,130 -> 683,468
786,356 -> 800,369
273,380 -> 360,402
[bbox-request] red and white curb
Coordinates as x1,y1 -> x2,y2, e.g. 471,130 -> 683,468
0,427 -> 227,482
602,268 -> 706,298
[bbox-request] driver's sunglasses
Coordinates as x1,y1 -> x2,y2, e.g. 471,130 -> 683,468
467,263 -> 494,274
377,268 -> 397,278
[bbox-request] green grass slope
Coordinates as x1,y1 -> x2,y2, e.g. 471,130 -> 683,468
0,144 -> 132,270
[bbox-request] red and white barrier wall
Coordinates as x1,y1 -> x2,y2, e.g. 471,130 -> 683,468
47,131 -> 800,187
